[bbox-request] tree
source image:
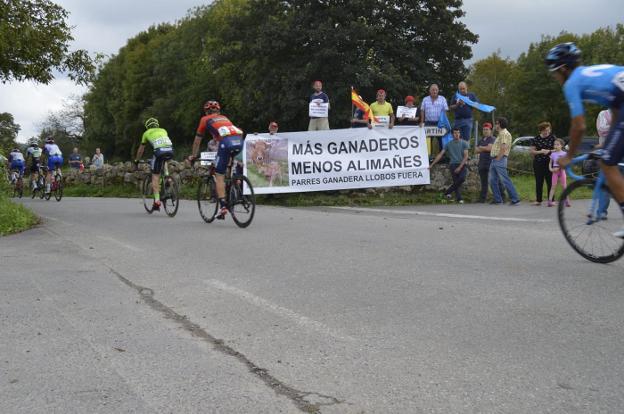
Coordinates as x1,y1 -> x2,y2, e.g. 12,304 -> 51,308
38,94 -> 86,154
0,112 -> 20,153
0,0 -> 94,84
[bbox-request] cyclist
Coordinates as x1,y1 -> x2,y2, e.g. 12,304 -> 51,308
135,117 -> 174,211
545,42 -> 624,238
189,100 -> 244,219
26,142 -> 43,190
8,147 -> 25,183
42,137 -> 64,194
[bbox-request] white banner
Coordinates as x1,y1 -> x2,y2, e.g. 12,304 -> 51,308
396,106 -> 417,119
309,102 -> 329,118
243,126 -> 430,194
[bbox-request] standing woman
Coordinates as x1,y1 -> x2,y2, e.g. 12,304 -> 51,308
529,122 -> 556,205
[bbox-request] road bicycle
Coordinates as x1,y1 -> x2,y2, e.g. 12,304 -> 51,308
558,151 -> 624,263
9,168 -> 24,198
195,153 -> 255,228
138,159 -> 179,217
30,166 -> 46,199
43,165 -> 63,202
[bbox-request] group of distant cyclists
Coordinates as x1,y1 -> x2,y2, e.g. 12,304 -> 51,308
7,137 -> 65,195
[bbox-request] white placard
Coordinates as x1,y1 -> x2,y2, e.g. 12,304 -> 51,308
424,127 -> 445,136
200,151 -> 217,166
309,102 -> 329,118
243,127 -> 430,194
396,106 -> 417,119
373,115 -> 390,126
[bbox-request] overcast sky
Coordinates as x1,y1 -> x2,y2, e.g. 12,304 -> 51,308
1,0 -> 621,142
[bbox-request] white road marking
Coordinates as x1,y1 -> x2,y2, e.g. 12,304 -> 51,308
204,279 -> 356,342
96,235 -> 143,252
330,206 -> 552,223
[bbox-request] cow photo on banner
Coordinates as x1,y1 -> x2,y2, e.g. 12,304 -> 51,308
243,127 -> 430,194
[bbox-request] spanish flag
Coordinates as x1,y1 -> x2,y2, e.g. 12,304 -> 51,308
351,87 -> 373,121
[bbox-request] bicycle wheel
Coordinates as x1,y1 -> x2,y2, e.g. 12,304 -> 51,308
142,176 -> 154,214
162,176 -> 179,217
229,175 -> 256,228
53,174 -> 63,201
197,177 -> 218,223
558,178 -> 624,263
44,178 -> 52,201
38,176 -> 46,199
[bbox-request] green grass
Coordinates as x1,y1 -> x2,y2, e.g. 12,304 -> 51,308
0,174 -> 39,236
63,182 -> 140,198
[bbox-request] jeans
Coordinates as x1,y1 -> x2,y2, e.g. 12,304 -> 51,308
479,167 -> 505,202
489,157 -> 519,203
445,163 -> 467,201
454,117 -> 473,142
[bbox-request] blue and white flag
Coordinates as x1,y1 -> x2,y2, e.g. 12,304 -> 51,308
437,111 -> 453,149
455,92 -> 496,113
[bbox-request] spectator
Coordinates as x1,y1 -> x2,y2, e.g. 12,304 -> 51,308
308,80 -> 330,131
547,138 -> 570,207
92,147 -> 104,169
368,89 -> 394,129
596,109 -> 613,218
529,122 -> 555,206
449,81 -> 477,141
351,108 -> 368,128
475,122 -> 504,202
429,127 -> 469,204
395,95 -> 420,126
420,84 -> 449,153
69,147 -> 82,170
489,117 -> 520,205
268,121 -> 279,135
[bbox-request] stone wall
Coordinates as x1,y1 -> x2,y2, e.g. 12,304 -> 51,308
64,159 -> 482,193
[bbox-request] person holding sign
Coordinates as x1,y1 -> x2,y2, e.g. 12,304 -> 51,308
308,80 -> 330,131
368,89 -> 394,129
429,127 -> 469,203
395,95 -> 420,126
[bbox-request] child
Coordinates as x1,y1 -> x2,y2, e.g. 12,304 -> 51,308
548,138 -> 570,207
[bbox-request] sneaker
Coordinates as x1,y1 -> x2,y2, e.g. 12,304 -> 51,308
510,200 -> 521,206
458,200 -> 464,204
216,206 -> 228,220
152,200 -> 161,211
614,227 -> 624,239
531,201 -> 542,206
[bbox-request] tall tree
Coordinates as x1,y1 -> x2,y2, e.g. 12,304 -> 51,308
0,0 -> 94,84
0,112 -> 20,153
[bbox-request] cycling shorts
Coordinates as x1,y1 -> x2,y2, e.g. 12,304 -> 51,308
602,102 -> 624,166
10,160 -> 25,177
47,155 -> 63,171
150,148 -> 173,174
215,135 -> 243,174
29,159 -> 41,173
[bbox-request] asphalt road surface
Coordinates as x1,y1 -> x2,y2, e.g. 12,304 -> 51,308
2,197 -> 624,413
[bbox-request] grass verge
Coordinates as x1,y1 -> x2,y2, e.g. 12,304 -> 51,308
0,194 -> 39,236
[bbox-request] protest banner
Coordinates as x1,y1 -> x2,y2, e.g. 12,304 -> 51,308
309,102 -> 329,118
243,126 -> 429,194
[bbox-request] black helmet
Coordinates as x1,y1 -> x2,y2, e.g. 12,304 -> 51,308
545,42 -> 581,72
12,147 -> 20,152
45,137 -> 54,143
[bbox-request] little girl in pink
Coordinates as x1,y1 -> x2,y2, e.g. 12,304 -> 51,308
548,138 -> 570,207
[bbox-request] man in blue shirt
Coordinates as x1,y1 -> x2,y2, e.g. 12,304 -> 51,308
449,81 -> 477,141
69,147 -> 82,170
546,42 -> 624,238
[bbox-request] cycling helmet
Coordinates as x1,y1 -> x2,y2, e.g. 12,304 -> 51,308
203,100 -> 221,112
545,42 -> 581,72
45,137 -> 54,143
29,142 -> 39,147
12,147 -> 20,152
144,117 -> 159,129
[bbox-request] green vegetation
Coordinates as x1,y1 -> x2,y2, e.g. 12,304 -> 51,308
0,173 -> 39,236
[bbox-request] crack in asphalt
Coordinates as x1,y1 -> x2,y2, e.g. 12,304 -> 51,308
108,267 -> 345,413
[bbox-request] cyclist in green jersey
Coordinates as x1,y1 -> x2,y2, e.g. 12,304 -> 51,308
135,118 -> 174,211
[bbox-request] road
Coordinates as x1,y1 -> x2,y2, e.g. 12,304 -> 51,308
2,197 -> 624,413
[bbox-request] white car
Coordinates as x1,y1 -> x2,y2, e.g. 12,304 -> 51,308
511,136 -> 534,153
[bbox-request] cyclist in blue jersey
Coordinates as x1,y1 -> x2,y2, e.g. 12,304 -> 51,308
8,148 -> 25,181
545,43 -> 624,238
43,137 -> 64,194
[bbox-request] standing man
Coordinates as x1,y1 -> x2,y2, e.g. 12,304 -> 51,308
449,81 -> 477,141
489,117 -> 520,205
92,148 -> 104,169
368,89 -> 394,129
475,122 -> 504,202
69,147 -> 82,170
420,84 -> 449,153
308,80 -> 330,131
429,128 -> 469,203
